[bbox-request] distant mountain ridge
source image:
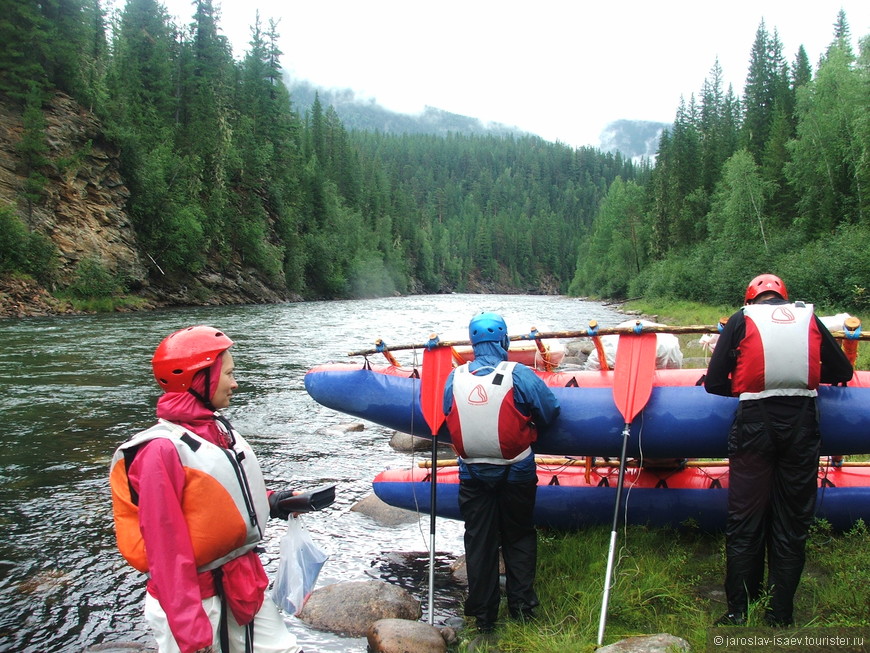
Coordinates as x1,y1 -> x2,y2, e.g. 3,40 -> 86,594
286,78 -> 668,160
286,79 -> 522,139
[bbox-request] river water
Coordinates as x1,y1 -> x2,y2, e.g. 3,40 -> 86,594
0,294 -> 629,652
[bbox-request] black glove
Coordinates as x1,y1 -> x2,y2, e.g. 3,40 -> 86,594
269,490 -> 296,520
269,485 -> 336,519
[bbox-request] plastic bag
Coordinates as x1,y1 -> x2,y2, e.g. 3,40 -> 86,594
820,312 -> 852,332
271,516 -> 328,615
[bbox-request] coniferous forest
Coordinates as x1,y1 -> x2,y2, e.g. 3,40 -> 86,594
1,0 -> 868,309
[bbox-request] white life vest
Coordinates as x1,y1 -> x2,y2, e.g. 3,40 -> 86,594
733,302 -> 822,400
446,361 -> 535,464
110,419 -> 270,574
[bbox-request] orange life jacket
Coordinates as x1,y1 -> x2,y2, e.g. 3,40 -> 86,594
110,419 -> 269,574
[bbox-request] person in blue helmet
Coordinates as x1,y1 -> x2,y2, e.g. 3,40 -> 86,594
442,312 -> 560,634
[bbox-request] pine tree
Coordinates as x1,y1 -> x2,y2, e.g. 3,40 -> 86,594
787,35 -> 863,235
699,59 -> 738,195
830,9 -> 853,57
742,21 -> 789,163
792,46 -> 812,93
180,0 -> 237,246
760,106 -> 795,226
78,0 -> 109,112
18,84 -> 50,217
669,96 -> 703,248
39,0 -> 92,99
0,0 -> 49,101
108,0 -> 177,134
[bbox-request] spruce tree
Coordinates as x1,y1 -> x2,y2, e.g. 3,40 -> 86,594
18,85 -> 50,217
742,21 -> 789,163
787,37 -> 862,235
0,0 -> 49,101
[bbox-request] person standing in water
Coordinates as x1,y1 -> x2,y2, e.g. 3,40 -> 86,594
110,326 -> 303,653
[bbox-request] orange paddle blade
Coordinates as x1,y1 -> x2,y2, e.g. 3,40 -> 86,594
420,346 -> 454,435
612,333 -> 658,424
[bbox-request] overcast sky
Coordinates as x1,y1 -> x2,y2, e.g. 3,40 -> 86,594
154,0 -> 869,148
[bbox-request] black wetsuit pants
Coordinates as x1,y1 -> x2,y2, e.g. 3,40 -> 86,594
458,474 -> 539,628
725,397 -> 819,624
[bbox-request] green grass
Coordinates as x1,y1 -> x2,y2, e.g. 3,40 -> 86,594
453,521 -> 870,652
625,297 -> 738,326
57,293 -> 151,313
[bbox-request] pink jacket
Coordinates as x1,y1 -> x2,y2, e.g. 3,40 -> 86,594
129,435 -> 268,653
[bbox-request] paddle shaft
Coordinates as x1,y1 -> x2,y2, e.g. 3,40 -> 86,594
349,324 -> 869,357
349,325 -> 869,358
610,430 -> 632,531
419,345 -> 453,626
592,336 -> 610,371
597,423 -> 631,645
374,339 -> 400,366
598,332 -> 658,646
428,441 -> 437,625
588,320 -> 610,371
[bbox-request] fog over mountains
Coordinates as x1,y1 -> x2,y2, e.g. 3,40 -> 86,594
287,79 -> 667,162
598,119 -> 668,163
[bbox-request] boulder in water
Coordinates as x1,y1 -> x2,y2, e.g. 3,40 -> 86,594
351,493 -> 419,526
297,580 -> 421,637
389,431 -> 431,452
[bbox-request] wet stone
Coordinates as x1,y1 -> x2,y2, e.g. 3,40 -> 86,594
297,580 -> 421,637
366,618 -> 447,653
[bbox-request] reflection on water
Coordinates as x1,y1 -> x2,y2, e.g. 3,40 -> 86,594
0,295 -> 626,652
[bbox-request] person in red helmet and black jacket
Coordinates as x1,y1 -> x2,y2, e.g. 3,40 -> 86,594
704,275 -> 853,628
110,326 -> 302,653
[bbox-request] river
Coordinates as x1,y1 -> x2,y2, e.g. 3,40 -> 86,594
0,294 -> 629,652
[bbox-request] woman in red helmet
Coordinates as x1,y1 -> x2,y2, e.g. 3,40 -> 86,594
704,275 -> 853,628
110,326 -> 302,653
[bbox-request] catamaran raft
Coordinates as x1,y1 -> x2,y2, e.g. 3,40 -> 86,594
304,321 -> 870,530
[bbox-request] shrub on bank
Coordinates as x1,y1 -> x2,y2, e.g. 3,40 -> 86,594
0,204 -> 58,286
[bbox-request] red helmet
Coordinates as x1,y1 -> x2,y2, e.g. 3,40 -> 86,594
151,326 -> 234,392
745,274 -> 788,303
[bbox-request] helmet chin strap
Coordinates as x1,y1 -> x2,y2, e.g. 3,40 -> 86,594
185,367 -> 238,446
186,366 -> 217,411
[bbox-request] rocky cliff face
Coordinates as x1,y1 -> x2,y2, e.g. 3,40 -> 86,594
0,93 -> 295,317
0,92 -> 147,289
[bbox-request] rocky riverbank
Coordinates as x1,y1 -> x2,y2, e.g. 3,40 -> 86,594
0,275 -> 77,318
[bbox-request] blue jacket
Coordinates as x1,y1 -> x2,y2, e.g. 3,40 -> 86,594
443,341 -> 560,482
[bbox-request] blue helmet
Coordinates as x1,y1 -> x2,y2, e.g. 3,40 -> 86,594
469,312 -> 510,349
